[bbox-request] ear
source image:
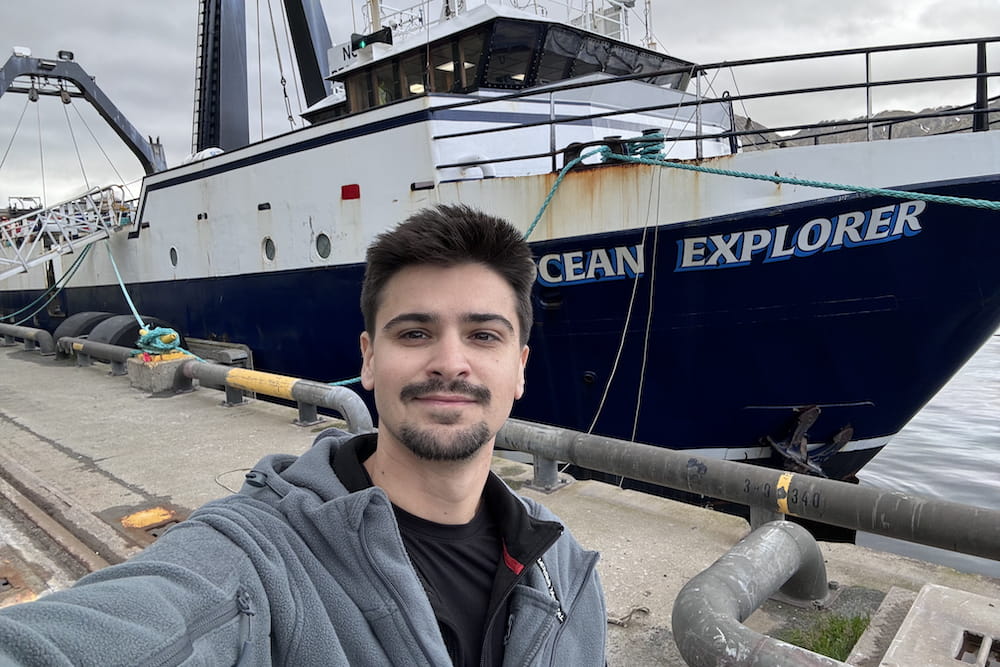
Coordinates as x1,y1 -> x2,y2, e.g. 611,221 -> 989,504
360,331 -> 375,390
514,345 -> 529,400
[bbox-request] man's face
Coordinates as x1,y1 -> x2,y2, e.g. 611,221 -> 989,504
360,262 -> 529,462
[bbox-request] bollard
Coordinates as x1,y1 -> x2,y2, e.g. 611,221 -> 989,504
672,521 -> 844,667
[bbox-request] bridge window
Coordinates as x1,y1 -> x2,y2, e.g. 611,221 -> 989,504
483,20 -> 542,88
456,32 -> 485,90
400,53 -> 426,95
537,27 -> 581,84
346,70 -> 372,113
606,44 -> 640,76
635,51 -> 687,88
430,43 -> 456,92
374,61 -> 398,105
573,36 -> 609,77
538,26 -> 689,88
429,29 -> 485,92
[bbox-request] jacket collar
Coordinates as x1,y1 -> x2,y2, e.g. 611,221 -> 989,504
332,432 -> 563,569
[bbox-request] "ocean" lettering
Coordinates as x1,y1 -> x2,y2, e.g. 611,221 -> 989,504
537,245 -> 644,285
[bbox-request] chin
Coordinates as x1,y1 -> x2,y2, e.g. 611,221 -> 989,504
399,421 -> 492,462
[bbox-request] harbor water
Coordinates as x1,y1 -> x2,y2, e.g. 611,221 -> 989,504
857,332 -> 1000,578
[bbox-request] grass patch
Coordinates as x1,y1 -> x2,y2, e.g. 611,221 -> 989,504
777,614 -> 870,661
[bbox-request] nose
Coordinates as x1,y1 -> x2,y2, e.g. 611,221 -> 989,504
427,331 -> 471,380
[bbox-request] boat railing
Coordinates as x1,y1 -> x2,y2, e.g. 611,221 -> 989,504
427,35 -> 1000,176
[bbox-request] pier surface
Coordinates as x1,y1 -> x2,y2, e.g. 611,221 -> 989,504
1,345 -> 998,665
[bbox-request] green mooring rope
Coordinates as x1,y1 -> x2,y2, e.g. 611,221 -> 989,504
103,242 -> 201,359
525,142 -> 1000,245
3,243 -> 94,326
604,148 -> 1000,211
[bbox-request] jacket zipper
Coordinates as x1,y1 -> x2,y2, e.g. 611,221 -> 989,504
543,551 -> 601,667
234,589 -> 256,666
479,532 -> 564,667
359,519 -> 440,666
149,588 -> 254,667
535,558 -> 566,623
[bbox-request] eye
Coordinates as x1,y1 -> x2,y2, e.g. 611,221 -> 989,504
399,330 -> 430,341
471,331 -> 501,343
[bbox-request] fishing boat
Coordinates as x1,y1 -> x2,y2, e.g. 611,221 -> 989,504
2,1 -> 1000,488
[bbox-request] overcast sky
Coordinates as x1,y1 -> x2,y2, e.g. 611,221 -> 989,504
1,0 -> 997,205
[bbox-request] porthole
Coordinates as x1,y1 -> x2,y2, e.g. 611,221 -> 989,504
316,233 -> 332,259
169,247 -> 178,267
263,236 -> 276,261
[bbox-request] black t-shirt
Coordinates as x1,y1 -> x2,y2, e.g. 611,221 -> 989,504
394,504 -> 501,666
333,435 -> 503,667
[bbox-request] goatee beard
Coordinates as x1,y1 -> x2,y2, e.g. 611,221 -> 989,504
398,421 -> 491,462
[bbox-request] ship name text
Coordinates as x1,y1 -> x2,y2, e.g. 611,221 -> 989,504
675,200 -> 926,271
537,245 -> 644,286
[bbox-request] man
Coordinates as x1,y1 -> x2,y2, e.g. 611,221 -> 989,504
0,204 -> 606,665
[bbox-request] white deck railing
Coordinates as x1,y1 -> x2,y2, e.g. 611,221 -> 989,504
0,184 -> 135,283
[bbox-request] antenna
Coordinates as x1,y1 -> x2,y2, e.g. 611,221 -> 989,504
644,0 -> 656,50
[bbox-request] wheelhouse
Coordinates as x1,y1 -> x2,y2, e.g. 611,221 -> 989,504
320,16 -> 694,118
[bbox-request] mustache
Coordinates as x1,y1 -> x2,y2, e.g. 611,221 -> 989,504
400,378 -> 492,404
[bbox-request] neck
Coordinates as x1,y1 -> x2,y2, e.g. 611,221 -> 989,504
363,435 -> 494,524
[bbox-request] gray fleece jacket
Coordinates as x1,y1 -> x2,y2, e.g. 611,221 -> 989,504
0,429 -> 606,666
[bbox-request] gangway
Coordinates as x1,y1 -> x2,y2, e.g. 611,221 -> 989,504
0,184 -> 134,282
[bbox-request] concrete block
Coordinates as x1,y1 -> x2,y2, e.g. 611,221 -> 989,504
880,583 -> 1000,666
847,586 -> 917,667
127,356 -> 189,395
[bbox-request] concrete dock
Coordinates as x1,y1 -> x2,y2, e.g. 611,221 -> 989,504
1,344 -> 999,665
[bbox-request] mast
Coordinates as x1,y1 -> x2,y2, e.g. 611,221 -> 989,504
282,0 -> 334,107
192,0 -> 249,152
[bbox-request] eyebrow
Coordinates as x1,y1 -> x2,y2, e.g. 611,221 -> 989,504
382,312 -> 515,333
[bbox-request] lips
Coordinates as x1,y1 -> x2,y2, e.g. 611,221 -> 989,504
415,394 -> 478,405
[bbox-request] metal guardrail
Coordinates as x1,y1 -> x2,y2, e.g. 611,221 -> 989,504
0,322 -> 56,355
178,359 -> 374,434
57,336 -> 133,375
46,337 -> 374,434
672,521 -> 846,667
495,418 -> 1000,562
11,330 -> 999,562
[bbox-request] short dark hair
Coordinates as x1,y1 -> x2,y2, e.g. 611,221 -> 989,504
361,204 -> 535,345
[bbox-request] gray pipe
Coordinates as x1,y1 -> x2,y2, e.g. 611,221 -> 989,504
0,322 -> 56,355
57,337 -> 133,375
495,418 -> 1000,561
672,521 -> 846,667
57,336 -> 134,362
181,360 -> 373,434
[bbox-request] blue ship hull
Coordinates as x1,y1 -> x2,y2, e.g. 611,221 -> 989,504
5,175 -> 1000,482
